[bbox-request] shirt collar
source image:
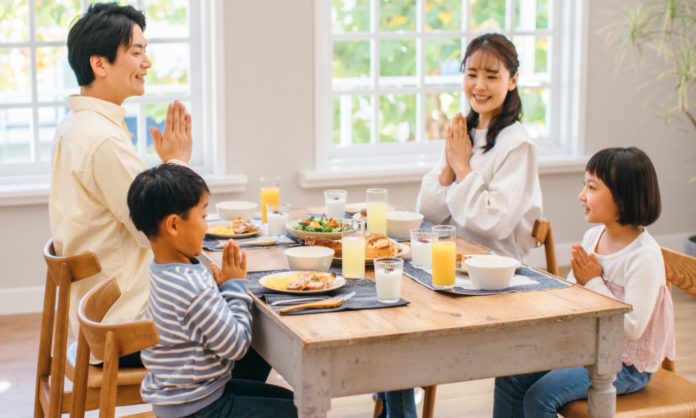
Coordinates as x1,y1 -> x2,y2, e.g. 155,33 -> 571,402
68,95 -> 128,131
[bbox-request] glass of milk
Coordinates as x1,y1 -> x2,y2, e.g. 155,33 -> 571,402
324,189 -> 347,220
410,228 -> 435,268
374,258 -> 404,304
266,203 -> 290,237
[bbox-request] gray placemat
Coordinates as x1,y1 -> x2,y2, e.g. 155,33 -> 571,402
403,262 -> 570,295
248,266 -> 409,315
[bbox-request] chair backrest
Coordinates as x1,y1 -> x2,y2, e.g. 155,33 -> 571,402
660,247 -> 696,372
532,218 -> 559,276
76,277 -> 159,418
35,239 -> 101,417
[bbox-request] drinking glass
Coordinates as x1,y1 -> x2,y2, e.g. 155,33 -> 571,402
374,258 -> 404,304
431,225 -> 456,290
266,203 -> 290,237
324,189 -> 347,220
410,228 -> 436,268
366,188 -> 387,235
260,175 -> 280,223
341,219 -> 365,280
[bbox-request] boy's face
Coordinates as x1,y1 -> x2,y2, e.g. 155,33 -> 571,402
102,23 -> 151,104
177,192 -> 210,259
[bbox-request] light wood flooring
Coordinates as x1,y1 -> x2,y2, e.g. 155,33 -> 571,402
2,287 -> 694,417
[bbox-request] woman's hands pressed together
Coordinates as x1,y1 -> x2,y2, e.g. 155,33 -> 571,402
440,112 -> 473,186
211,240 -> 248,286
152,100 -> 193,164
570,244 -> 602,285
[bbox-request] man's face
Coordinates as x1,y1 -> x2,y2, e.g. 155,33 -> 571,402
102,23 -> 151,104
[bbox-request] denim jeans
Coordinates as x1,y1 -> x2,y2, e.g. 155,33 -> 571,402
186,378 -> 297,418
492,364 -> 652,418
374,389 -> 417,418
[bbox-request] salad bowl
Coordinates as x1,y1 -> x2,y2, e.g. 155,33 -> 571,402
286,216 -> 350,241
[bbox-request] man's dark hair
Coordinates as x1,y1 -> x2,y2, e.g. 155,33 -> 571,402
127,164 -> 210,239
586,146 -> 661,226
67,2 -> 146,86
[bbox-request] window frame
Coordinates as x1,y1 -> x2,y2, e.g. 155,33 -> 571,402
0,0 -> 228,187
312,0 -> 587,176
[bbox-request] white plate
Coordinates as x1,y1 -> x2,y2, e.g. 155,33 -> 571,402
258,271 -> 346,294
206,221 -> 261,239
334,242 -> 411,265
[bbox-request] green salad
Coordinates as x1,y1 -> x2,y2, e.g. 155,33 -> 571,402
294,215 -> 351,233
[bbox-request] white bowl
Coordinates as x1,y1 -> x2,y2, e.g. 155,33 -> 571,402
386,211 -> 424,239
216,201 -> 257,220
464,255 -> 521,290
284,246 -> 335,272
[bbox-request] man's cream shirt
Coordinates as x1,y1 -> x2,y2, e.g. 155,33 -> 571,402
49,95 -> 152,336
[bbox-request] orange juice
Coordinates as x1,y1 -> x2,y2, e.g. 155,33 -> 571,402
260,187 -> 279,223
432,241 -> 456,287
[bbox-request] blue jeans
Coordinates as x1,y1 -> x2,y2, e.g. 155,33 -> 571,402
493,364 -> 652,418
187,378 -> 297,418
375,389 -> 417,418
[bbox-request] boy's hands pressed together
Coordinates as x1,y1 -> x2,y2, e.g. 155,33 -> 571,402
570,244 -> 602,285
211,240 -> 247,286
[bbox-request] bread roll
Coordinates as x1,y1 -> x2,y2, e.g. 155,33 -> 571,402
364,234 -> 398,259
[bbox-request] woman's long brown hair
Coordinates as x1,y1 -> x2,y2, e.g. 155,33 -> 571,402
460,33 -> 522,152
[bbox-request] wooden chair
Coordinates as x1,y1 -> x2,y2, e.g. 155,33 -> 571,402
559,247 -> 696,417
532,218 -> 559,276
74,277 -> 159,418
34,239 -> 149,418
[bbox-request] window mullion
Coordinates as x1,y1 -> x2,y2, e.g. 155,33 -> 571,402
28,0 -> 40,164
416,0 -> 424,143
371,0 -> 379,146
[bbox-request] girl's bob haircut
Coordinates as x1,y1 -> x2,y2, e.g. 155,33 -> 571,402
586,147 -> 661,226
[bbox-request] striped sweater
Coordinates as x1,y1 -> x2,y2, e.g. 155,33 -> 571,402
140,260 -> 253,416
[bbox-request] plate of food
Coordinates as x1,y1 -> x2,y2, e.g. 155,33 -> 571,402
456,252 -> 492,273
259,271 -> 346,294
286,215 -> 352,241
305,234 -> 410,264
207,218 -> 261,239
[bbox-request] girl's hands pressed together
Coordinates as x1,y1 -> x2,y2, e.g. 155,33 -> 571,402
570,244 -> 602,285
211,240 -> 247,286
445,112 -> 473,183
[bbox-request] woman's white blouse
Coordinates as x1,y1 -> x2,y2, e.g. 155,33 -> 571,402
416,122 -> 542,261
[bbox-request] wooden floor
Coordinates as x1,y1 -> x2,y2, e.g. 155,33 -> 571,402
2,287 -> 694,417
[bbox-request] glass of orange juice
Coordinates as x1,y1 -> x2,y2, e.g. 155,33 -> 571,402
260,175 -> 280,223
431,225 -> 456,290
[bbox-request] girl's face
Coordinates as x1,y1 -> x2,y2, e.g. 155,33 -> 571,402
579,172 -> 619,225
463,50 -> 518,128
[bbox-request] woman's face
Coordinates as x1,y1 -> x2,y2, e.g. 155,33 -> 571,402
463,50 -> 517,128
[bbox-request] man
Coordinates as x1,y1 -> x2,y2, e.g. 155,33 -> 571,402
49,2 -> 192,349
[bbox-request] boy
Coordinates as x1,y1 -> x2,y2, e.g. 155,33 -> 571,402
50,1 -> 191,344
127,164 -> 297,417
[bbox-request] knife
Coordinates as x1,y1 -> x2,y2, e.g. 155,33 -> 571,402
279,291 -> 356,313
270,296 -> 328,306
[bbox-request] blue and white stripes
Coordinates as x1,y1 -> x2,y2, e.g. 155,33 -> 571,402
140,261 -> 252,406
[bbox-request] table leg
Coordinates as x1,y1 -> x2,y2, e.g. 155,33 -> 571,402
294,349 -> 332,418
586,314 -> 623,417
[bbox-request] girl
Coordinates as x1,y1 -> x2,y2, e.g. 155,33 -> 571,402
493,147 -> 675,417
416,33 -> 542,262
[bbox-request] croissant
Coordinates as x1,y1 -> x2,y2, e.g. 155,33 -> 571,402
364,234 -> 398,258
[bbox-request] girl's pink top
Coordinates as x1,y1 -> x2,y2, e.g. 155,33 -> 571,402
604,280 -> 675,372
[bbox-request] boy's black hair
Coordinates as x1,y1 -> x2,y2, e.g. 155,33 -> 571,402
67,2 -> 146,86
127,164 -> 210,239
586,147 -> 661,226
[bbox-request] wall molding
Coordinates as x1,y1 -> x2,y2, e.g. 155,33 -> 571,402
1,232 -> 691,316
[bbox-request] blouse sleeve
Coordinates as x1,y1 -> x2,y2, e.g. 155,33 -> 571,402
444,141 -> 539,241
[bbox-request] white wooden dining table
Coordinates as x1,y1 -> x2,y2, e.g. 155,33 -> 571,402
206,215 -> 629,418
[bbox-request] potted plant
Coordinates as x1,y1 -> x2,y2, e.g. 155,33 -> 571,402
602,0 -> 696,255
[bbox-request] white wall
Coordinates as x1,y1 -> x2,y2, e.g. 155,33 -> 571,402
0,0 -> 694,314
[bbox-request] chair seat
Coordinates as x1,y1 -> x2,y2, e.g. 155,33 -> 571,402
65,342 -> 148,388
560,368 -> 696,417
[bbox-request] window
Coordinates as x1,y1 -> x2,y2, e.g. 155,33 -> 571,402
314,0 -> 585,173
0,0 -> 222,183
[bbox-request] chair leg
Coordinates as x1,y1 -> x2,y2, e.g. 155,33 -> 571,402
422,385 -> 437,418
372,396 -> 384,418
